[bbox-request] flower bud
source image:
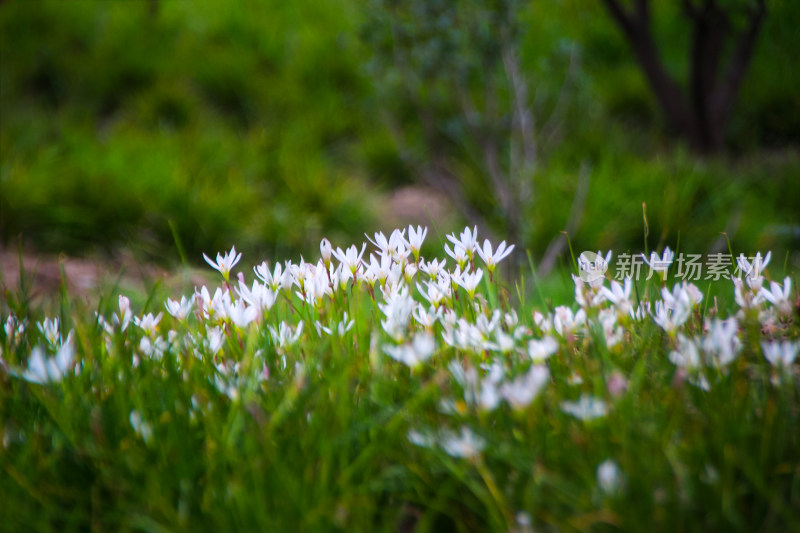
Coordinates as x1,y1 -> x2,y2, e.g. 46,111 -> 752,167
320,238 -> 332,264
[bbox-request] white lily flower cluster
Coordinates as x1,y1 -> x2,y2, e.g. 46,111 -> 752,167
1,226 -> 796,461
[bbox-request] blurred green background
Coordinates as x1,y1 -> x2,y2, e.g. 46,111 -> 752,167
1,0 -> 798,269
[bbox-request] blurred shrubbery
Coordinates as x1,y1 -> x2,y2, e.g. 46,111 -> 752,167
1,0 -> 797,264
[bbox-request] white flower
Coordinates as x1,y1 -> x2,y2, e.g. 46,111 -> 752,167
602,278 -> 634,318
560,394 -> 608,421
446,226 -> 478,259
236,280 -> 277,312
651,301 -> 690,333
577,250 -> 612,288
662,282 -> 703,309
266,321 -> 300,349
412,304 -> 441,328
500,365 -> 549,409
440,427 -> 486,459
332,243 -> 366,275
528,336 -> 558,361
702,318 -> 741,368
21,343 -> 74,384
733,276 -> 765,309
384,332 -> 435,368
419,258 -> 447,279
203,246 -> 242,281
444,242 -> 469,269
319,312 -> 355,337
642,247 -> 674,275
225,299 -> 258,329
37,317 -> 62,346
553,306 -> 586,337
476,239 -> 515,273
737,252 -> 771,286
761,277 -> 792,316
165,295 -> 194,321
129,410 -> 154,444
406,225 -> 428,259
761,340 -> 798,368
206,326 -> 225,355
669,334 -> 701,369
453,268 -> 484,299
114,295 -> 133,332
597,459 -> 623,494
134,312 -> 163,337
320,238 -> 333,264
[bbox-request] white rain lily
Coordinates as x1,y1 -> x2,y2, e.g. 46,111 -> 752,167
237,280 -> 277,312
453,268 -> 484,299
318,312 -> 355,337
203,246 -> 242,281
553,306 -> 586,337
476,239 -> 515,274
320,238 -> 333,265
412,304 -> 442,328
733,277 -> 764,310
602,278 -> 634,318
114,295 -> 133,332
528,336 -> 559,361
669,334 -> 701,369
225,299 -> 258,329
446,226 -> 478,258
406,225 -> 427,260
444,242 -> 469,269
598,309 -> 624,348
500,365 -> 549,409
702,318 -> 741,368
419,258 -> 447,279
573,276 -> 605,308
761,277 -> 792,316
384,332 -> 435,368
448,360 -> 502,411
269,321 -> 304,349
577,250 -> 612,289
560,394 -> 608,421
651,301 -> 690,333
642,247 -> 674,278
440,427 -> 486,459
761,340 -> 798,368
662,282 -> 703,310
737,252 -> 771,288
597,459 -> 623,495
38,317 -> 63,346
134,312 -> 163,337
129,410 -> 154,444
332,243 -> 366,275
165,295 -> 194,321
21,343 -> 74,384
206,326 -> 225,355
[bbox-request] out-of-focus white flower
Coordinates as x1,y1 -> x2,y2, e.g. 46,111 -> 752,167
203,246 -> 242,281
206,326 -> 225,355
597,459 -> 623,494
598,309 -> 624,348
602,278 -> 634,318
412,304 -> 441,328
642,247 -> 674,278
476,239 -> 515,274
38,317 -> 62,346
139,335 -> 167,360
573,275 -> 605,308
500,365 -> 549,409
165,295 -> 194,321
407,430 -> 436,449
702,318 -> 741,368
384,332 -> 435,368
528,336 -> 558,361
448,360 -> 502,411
662,282 -> 703,310
577,250 -> 612,288
761,277 -> 792,316
553,306 -> 586,337
236,281 -> 277,312
761,340 -> 799,368
318,312 -> 355,337
440,427 -> 485,459
225,299 -> 258,329
21,343 -> 74,384
737,252 -> 771,289
560,394 -> 608,421
129,410 -> 154,444
652,301 -> 690,333
114,295 -> 133,332
669,334 -> 701,369
269,321 -> 304,349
